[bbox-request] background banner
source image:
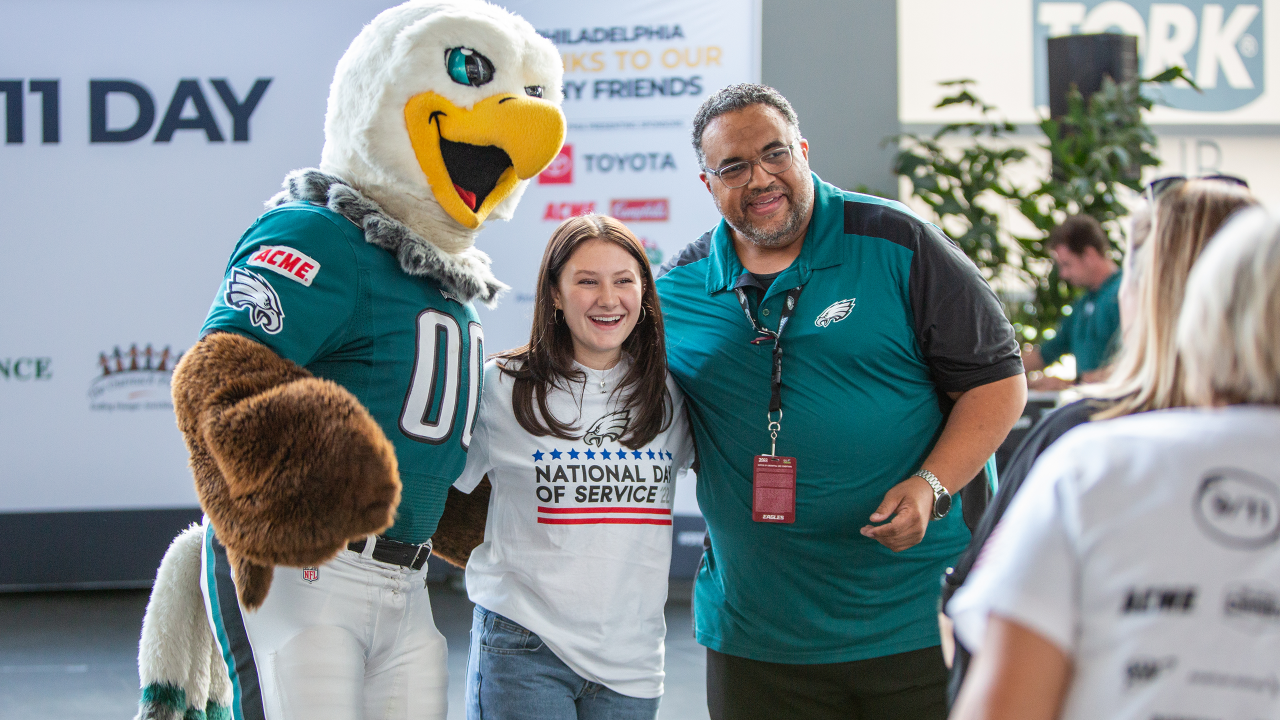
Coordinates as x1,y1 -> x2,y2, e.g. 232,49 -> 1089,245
900,0 -> 1279,124
0,0 -> 760,515
897,0 -> 1280,208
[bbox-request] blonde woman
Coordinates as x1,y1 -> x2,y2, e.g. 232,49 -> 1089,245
946,205 -> 1280,720
939,178 -> 1255,700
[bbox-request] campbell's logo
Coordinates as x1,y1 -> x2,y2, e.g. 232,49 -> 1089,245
1034,1 -> 1264,112
544,201 -> 595,221
610,198 -> 669,222
539,145 -> 573,184
1194,468 -> 1280,548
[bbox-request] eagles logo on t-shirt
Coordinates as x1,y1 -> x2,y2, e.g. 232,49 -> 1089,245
583,409 -> 630,446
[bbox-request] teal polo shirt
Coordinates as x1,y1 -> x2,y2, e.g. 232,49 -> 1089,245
201,202 -> 482,545
1039,270 -> 1123,374
656,174 -> 1021,664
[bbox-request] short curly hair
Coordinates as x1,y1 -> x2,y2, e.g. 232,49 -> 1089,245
691,83 -> 801,168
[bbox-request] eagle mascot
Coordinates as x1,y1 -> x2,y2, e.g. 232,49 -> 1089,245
134,2 -> 564,719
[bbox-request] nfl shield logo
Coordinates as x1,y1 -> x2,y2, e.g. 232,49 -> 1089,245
302,567 -> 319,583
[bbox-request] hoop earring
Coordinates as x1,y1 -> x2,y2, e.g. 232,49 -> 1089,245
554,308 -> 563,323
639,305 -> 647,323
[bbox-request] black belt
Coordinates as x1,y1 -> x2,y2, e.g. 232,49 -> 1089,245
347,535 -> 432,570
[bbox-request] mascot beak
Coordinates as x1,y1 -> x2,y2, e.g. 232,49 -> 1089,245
405,92 -> 566,229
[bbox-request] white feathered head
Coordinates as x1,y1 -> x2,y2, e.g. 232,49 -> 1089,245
320,0 -> 565,253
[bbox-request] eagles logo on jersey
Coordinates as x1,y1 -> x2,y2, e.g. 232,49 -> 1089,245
225,268 -> 285,334
583,409 -> 630,446
815,298 -> 855,328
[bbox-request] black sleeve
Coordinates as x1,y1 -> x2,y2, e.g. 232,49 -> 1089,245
657,231 -> 712,278
845,203 -> 1023,393
942,398 -> 1103,603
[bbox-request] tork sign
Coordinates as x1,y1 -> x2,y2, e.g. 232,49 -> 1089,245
1034,1 -> 1265,111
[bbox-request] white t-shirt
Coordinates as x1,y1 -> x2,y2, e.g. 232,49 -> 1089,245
949,406 -> 1280,720
455,358 -> 694,699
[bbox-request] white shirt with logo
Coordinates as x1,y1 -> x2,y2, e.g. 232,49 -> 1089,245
455,358 -> 694,698
948,406 -> 1280,720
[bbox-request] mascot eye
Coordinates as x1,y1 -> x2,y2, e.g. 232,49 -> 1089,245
524,86 -> 544,98
445,47 -> 495,87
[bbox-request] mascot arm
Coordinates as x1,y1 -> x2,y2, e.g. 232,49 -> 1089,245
431,477 -> 491,567
172,331 -> 401,608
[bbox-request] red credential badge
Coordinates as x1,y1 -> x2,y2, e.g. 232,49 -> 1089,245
752,455 -> 797,523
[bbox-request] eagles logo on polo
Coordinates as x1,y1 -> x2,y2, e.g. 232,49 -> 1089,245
815,298 -> 855,328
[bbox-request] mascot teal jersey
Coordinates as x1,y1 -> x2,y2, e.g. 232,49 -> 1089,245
202,201 -> 482,544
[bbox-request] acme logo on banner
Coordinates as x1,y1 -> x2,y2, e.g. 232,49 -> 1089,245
1033,1 -> 1264,111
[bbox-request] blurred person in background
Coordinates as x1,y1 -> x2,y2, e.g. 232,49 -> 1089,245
944,203 -> 1280,720
1022,215 -> 1122,389
938,178 -> 1256,702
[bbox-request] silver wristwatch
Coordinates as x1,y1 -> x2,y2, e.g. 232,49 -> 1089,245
915,469 -> 952,520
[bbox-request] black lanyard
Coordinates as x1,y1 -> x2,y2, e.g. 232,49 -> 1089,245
734,284 -> 803,454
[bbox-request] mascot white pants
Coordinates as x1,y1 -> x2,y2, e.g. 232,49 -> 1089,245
201,526 -> 448,720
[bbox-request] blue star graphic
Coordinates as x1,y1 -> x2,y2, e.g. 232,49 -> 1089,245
646,449 -> 656,459
585,449 -> 596,460
601,448 -> 612,460
568,448 -> 580,459
532,449 -> 544,462
631,449 -> 643,460
665,450 -> 673,460
550,448 -> 563,460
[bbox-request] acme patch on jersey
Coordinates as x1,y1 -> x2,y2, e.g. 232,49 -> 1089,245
248,245 -> 321,286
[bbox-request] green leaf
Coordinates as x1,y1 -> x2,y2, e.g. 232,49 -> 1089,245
1143,65 -> 1201,91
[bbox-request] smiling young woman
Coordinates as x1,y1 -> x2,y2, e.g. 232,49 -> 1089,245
452,214 -> 695,720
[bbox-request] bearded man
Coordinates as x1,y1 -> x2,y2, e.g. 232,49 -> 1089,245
655,84 -> 1026,720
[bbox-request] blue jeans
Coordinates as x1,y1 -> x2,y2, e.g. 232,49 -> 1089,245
466,605 -> 661,720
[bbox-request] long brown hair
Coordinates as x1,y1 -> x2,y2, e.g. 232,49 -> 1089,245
496,214 -> 671,447
1091,180 -> 1256,418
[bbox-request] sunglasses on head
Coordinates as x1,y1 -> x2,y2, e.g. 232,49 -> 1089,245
1146,174 -> 1249,203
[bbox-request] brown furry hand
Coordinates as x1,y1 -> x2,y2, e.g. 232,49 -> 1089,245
173,332 -> 401,608
431,477 -> 491,567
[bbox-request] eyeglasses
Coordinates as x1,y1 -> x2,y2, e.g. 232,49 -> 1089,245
1146,174 -> 1249,204
704,145 -> 795,189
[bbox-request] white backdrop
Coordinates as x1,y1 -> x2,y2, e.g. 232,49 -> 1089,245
898,0 -> 1280,203
0,0 -> 760,513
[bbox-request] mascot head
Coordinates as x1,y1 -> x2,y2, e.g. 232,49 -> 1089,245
320,0 -> 565,254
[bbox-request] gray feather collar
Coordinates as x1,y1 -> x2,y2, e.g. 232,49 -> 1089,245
267,169 -> 508,307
